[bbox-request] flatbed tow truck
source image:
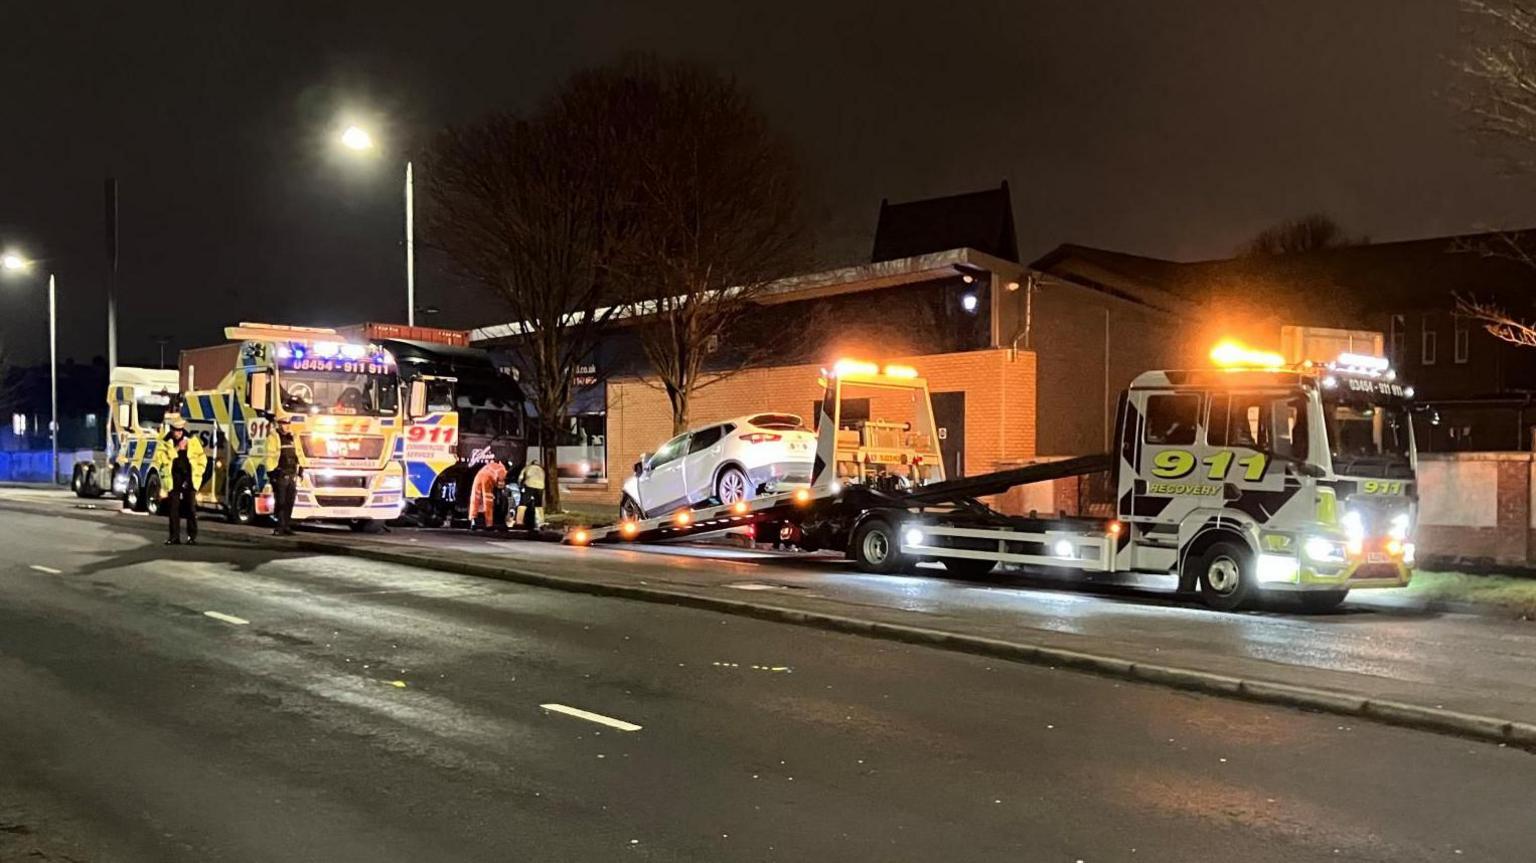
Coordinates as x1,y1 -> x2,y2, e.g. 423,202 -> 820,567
571,345 -> 1418,612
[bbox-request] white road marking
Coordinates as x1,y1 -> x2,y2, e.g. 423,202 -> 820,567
28,565 -> 62,574
539,703 -> 642,732
203,610 -> 250,626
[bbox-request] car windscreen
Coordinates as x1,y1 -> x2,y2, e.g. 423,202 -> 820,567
280,370 -> 399,417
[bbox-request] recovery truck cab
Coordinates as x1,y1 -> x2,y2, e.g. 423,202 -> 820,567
74,366 -> 179,507
896,344 -> 1417,611
383,338 -> 529,526
177,323 -> 408,529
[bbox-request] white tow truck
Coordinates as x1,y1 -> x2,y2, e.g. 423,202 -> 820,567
572,345 -> 1417,612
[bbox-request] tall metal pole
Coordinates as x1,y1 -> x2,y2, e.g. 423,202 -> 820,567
105,178 -> 119,372
405,160 -> 415,327
48,273 -> 58,484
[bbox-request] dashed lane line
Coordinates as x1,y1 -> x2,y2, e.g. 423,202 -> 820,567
539,703 -> 643,732
28,565 -> 62,574
203,610 -> 250,626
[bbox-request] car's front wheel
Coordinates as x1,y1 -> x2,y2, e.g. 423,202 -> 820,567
716,466 -> 751,505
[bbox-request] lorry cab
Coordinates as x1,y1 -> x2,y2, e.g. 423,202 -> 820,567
79,367 -> 180,505
177,323 -> 408,528
1119,347 -> 1415,609
383,339 -> 528,526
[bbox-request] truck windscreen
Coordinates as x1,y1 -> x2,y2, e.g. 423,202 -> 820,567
281,371 -> 399,417
1324,395 -> 1412,470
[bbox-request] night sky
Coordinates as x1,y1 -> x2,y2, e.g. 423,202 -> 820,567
2,0 -> 1532,366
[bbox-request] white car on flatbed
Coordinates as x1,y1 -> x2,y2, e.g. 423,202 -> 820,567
620,413 -> 816,519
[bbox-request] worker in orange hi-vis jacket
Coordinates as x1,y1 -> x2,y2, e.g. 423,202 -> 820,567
467,459 -> 508,531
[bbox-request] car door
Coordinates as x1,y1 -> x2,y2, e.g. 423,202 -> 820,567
681,424 -> 725,503
641,433 -> 691,513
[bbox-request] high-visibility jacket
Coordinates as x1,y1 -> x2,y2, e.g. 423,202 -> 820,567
265,427 -> 300,475
153,432 -> 207,495
518,462 -> 546,491
468,460 -> 508,524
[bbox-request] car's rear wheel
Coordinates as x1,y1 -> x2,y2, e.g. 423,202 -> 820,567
619,494 -> 645,521
716,466 -> 751,505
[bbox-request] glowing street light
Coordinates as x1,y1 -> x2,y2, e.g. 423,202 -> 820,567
335,121 -> 416,326
340,125 -> 375,151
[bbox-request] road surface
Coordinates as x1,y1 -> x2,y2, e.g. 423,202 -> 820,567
2,508 -> 1533,861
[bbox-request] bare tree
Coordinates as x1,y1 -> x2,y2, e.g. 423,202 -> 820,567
0,341 -> 16,416
559,57 -> 806,434
419,113 -> 628,512
1240,213 -> 1362,257
1452,0 -> 1536,171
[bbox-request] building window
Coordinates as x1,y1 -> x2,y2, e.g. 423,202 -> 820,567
1422,318 -> 1437,366
1454,319 -> 1470,364
85,413 -> 98,428
10,413 -> 24,436
1390,314 -> 1405,363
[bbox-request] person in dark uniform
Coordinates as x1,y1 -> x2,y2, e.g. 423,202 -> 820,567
154,416 -> 206,546
266,415 -> 301,535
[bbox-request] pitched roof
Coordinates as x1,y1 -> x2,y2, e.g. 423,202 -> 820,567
1031,230 -> 1536,322
871,181 -> 1019,264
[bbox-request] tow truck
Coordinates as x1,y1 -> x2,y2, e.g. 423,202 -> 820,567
175,323 -> 411,529
572,344 -> 1417,612
384,338 -> 529,526
72,366 -> 179,507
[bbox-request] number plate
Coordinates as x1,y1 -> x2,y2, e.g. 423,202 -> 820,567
1367,553 -> 1388,563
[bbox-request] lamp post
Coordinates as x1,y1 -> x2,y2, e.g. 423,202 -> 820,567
2,253 -> 58,484
339,124 -> 416,327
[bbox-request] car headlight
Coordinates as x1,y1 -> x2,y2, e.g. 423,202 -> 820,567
1389,512 -> 1410,542
1304,536 -> 1347,563
379,473 -> 403,491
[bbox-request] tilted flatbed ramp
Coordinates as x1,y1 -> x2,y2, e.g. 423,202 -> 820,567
896,453 -> 1113,506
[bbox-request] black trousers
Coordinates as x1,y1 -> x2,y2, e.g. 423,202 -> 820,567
271,471 -> 298,532
519,487 -> 543,528
167,480 -> 197,542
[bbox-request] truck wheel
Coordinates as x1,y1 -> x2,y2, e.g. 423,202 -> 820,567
942,557 -> 997,578
1195,540 -> 1255,612
227,477 -> 255,525
138,474 -> 159,514
350,519 -> 384,534
1298,590 -> 1348,613
71,465 -> 88,497
851,518 -> 907,574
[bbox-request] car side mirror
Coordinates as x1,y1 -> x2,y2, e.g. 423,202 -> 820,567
635,453 -> 651,476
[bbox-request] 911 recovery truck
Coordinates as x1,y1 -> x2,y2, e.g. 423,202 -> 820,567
572,344 -> 1418,612
175,323 -> 410,529
72,366 -> 180,506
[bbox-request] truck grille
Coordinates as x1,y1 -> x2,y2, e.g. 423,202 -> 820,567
315,494 -> 366,508
312,475 -> 370,490
302,435 -> 385,460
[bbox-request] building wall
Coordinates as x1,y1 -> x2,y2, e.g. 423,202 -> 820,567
1416,452 -> 1536,567
564,348 -> 1036,507
1031,278 -> 1192,457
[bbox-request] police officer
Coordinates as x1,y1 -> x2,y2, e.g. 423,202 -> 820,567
266,415 -> 301,535
155,415 -> 206,545
515,455 -> 546,530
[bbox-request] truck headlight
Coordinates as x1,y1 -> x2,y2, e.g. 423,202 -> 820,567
379,473 -> 403,492
1389,512 -> 1410,542
1303,536 -> 1347,564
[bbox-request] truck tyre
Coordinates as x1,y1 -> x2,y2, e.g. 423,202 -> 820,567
1195,540 -> 1255,612
139,473 -> 160,514
227,477 -> 255,525
942,557 -> 997,578
71,464 -> 94,498
1298,590 -> 1348,613
350,519 -> 384,534
851,517 -> 907,574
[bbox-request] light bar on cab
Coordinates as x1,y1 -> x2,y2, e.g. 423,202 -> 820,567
1210,340 -> 1284,369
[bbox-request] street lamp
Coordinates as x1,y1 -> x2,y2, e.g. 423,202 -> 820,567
336,122 -> 416,327
1,251 -> 58,484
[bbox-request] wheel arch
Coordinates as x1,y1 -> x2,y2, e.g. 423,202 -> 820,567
1178,524 -> 1257,592
712,459 -> 751,493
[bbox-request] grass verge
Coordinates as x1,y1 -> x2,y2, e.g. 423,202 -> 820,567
1404,570 -> 1536,619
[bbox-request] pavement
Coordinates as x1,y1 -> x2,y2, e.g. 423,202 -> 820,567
3,509 -> 1534,862
6,487 -> 1536,736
